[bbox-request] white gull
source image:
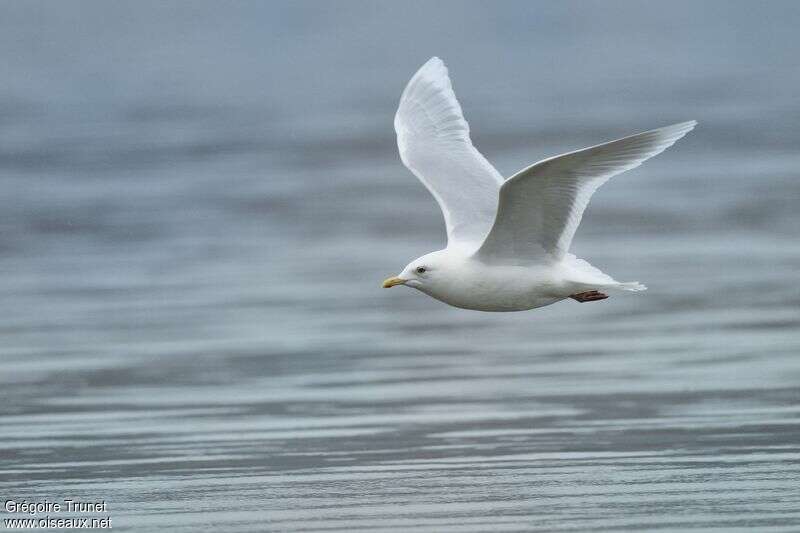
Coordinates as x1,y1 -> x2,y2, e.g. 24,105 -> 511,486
383,57 -> 696,311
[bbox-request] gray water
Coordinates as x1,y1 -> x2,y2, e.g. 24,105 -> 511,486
2,1 -> 800,531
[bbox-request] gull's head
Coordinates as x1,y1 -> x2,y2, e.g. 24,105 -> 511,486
382,250 -> 449,292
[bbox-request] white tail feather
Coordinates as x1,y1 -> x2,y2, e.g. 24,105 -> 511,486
615,282 -> 647,292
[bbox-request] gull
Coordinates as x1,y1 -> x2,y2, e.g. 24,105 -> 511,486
382,57 -> 696,311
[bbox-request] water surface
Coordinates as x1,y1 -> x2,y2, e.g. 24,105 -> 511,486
1,1 -> 799,531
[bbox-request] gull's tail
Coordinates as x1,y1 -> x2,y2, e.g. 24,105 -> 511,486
564,254 -> 647,293
614,281 -> 647,292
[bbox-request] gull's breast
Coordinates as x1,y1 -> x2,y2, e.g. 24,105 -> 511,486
427,263 -> 567,312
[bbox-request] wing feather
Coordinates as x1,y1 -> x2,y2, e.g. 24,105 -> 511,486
476,121 -> 697,263
395,57 -> 503,248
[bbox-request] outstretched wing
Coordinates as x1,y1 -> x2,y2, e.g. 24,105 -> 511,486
476,121 -> 697,264
395,57 -> 503,248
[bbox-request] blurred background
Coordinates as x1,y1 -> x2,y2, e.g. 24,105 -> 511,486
1,1 -> 799,531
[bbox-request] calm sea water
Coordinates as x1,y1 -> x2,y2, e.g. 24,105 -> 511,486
2,1 -> 800,531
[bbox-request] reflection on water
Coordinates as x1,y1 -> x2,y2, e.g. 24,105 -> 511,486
1,1 -> 800,530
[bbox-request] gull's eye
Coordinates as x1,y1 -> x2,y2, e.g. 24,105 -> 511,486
416,266 -> 426,274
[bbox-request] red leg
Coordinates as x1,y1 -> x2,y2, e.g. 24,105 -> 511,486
570,290 -> 608,303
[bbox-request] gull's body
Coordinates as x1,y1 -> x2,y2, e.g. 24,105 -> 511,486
403,249 -> 638,312
383,58 -> 696,312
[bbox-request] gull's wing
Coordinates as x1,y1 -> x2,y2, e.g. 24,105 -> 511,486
395,57 -> 503,248
476,121 -> 697,264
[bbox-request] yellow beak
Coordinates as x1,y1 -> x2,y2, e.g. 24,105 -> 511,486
382,276 -> 406,288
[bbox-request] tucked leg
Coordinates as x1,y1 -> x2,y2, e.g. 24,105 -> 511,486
570,290 -> 608,303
